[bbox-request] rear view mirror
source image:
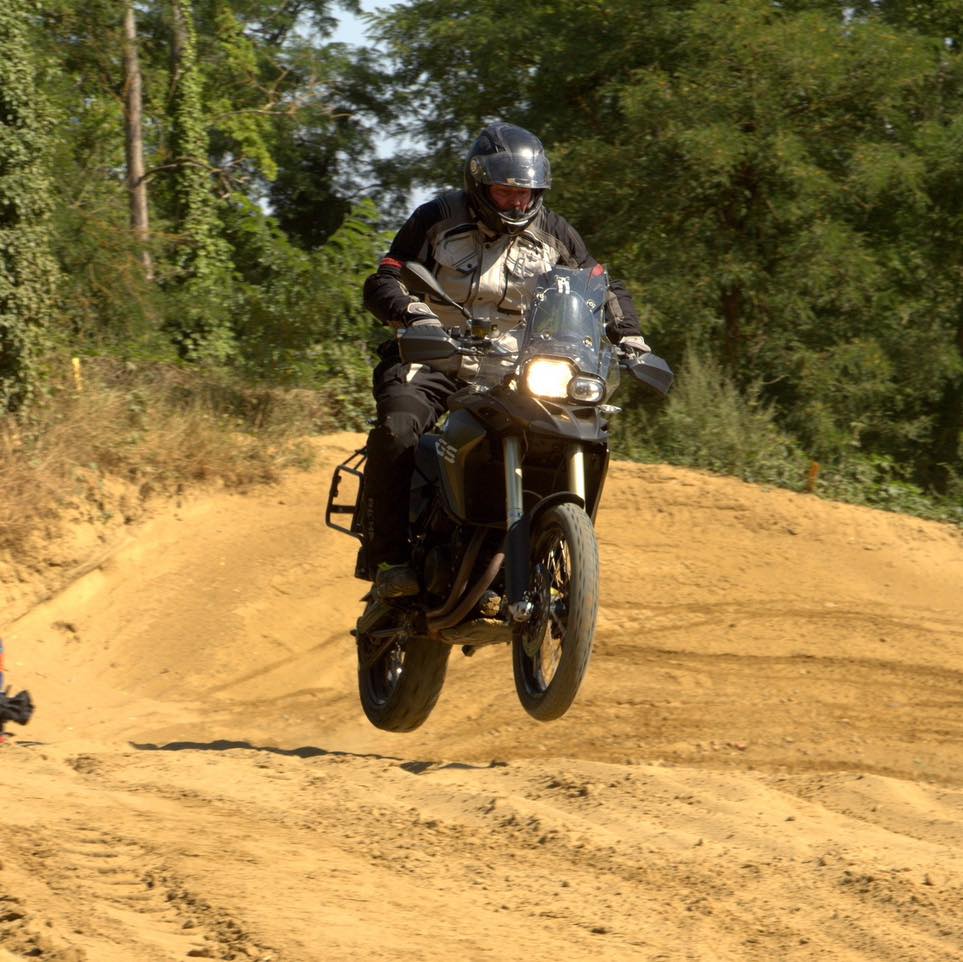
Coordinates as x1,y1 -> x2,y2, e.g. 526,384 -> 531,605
400,260 -> 440,296
624,352 -> 674,397
401,261 -> 471,322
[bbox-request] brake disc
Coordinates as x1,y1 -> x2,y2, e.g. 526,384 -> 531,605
521,564 -> 551,658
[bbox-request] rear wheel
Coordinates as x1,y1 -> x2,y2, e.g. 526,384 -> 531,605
512,503 -> 599,721
357,622 -> 450,732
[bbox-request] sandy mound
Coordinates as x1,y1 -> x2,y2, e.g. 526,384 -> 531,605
1,434 -> 961,961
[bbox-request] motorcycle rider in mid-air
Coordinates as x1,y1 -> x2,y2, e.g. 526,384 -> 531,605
361,121 -> 652,599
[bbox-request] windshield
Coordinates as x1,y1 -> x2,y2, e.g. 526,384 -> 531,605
469,266 -> 619,394
522,267 -> 612,374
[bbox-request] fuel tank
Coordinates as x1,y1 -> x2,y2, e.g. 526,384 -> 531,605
436,409 -> 503,524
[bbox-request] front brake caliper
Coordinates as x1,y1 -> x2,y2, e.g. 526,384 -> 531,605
521,564 -> 551,657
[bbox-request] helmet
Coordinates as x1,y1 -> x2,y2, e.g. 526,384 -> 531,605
464,122 -> 552,235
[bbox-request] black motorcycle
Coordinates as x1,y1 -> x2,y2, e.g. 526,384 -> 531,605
327,262 -> 673,732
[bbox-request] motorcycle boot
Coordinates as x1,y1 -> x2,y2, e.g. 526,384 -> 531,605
375,562 -> 420,599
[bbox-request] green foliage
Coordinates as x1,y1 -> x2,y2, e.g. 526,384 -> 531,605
28,0 -> 381,376
207,0 -> 278,181
168,0 -> 237,363
370,0 -> 962,518
818,454 -> 963,524
30,0 -> 164,359
53,200 -> 175,363
2,0 -> 959,525
615,349 -> 808,488
0,0 -> 62,410
225,196 -> 386,426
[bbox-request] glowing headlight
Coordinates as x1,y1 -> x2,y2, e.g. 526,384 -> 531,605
569,375 -> 605,403
524,358 -> 575,399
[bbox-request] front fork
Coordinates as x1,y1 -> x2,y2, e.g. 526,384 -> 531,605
503,437 -> 586,622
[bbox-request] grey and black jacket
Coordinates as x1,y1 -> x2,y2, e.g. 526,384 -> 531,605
363,190 -> 643,343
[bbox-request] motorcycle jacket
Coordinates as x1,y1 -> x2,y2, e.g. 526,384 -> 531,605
363,190 -> 644,343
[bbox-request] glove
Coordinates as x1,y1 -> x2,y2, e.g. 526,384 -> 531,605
404,300 -> 442,328
620,334 -> 651,355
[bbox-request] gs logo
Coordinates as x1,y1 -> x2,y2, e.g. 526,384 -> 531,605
436,439 -> 458,464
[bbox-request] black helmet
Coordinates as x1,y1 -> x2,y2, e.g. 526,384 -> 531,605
464,122 -> 552,235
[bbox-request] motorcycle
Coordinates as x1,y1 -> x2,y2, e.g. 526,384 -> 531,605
326,261 -> 673,732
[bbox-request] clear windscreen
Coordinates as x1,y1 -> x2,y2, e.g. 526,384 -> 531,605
467,266 -> 620,396
521,268 -> 611,378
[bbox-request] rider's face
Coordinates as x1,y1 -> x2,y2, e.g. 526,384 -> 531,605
489,184 -> 533,212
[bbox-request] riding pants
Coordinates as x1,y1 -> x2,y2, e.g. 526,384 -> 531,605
363,347 -> 457,571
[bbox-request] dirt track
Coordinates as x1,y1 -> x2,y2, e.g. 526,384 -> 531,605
2,433 -> 962,961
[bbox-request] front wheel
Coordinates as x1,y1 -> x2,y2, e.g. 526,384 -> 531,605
512,503 -> 599,721
357,624 -> 450,732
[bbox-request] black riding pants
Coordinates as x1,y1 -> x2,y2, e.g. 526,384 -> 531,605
363,346 -> 457,569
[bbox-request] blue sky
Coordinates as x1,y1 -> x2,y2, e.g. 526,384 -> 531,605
329,1 -> 385,47
328,2 -> 439,208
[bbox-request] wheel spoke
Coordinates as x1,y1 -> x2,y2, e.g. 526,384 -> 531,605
537,636 -> 562,683
549,603 -> 566,638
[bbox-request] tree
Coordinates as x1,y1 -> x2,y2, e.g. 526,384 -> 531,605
124,1 -> 154,280
0,0 -> 61,410
168,0 -> 236,362
368,0 -> 689,191
370,0 -> 962,496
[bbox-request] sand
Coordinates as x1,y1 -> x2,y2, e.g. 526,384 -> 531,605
1,433 -> 961,961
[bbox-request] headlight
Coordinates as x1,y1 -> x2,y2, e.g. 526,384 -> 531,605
524,358 -> 575,399
569,375 -> 605,403
523,359 -> 606,403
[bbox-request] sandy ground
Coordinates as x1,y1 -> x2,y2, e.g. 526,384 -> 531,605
1,432 -> 962,961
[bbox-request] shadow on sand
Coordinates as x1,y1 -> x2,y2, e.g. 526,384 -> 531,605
129,739 -> 497,773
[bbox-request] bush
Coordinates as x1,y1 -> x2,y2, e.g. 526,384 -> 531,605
817,454 -> 963,524
0,356 -> 321,557
614,348 -> 808,487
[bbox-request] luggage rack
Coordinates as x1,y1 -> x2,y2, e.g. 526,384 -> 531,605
325,448 -> 366,539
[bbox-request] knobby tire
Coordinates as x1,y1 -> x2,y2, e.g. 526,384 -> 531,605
358,632 -> 450,732
512,503 -> 599,721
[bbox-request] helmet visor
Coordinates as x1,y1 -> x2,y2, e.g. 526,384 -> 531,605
474,150 -> 551,189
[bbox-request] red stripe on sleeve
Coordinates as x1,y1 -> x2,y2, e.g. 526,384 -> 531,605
380,256 -> 404,270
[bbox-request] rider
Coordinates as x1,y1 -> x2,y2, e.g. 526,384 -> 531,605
362,122 -> 651,598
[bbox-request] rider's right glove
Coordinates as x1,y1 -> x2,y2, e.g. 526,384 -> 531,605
620,334 -> 651,355
404,300 -> 443,328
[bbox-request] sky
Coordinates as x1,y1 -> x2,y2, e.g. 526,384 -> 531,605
328,2 -> 438,210
329,1 -> 386,47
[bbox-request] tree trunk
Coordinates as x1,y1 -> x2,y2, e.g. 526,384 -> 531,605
123,2 -> 153,281
171,0 -> 186,73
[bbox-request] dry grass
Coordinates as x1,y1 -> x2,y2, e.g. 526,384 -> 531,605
0,358 -> 326,558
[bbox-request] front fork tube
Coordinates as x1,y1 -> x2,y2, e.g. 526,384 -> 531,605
503,438 -> 587,620
503,436 -> 531,618
566,443 -> 586,503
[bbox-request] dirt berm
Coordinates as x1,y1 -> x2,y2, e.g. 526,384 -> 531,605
1,433 -> 961,961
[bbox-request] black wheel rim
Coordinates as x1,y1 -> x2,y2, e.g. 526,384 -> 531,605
519,523 -> 571,693
361,638 -> 405,706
